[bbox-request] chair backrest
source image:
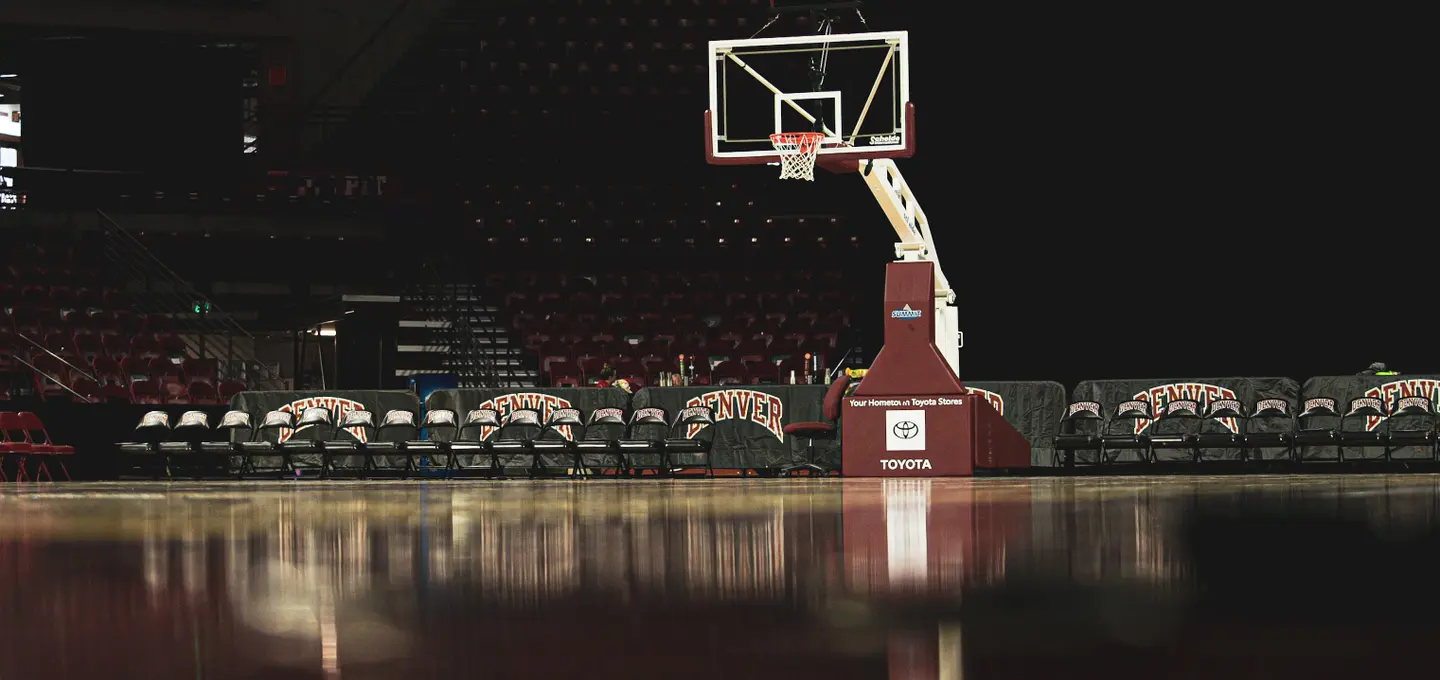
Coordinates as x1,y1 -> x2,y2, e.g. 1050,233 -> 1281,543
1159,399 -> 1200,419
1062,401 -> 1104,422
1254,398 -> 1294,419
174,410 -> 212,435
1343,396 -> 1386,419
133,410 -> 172,440
1392,396 -> 1434,418
820,373 -> 851,422
582,407 -> 627,441
217,410 -> 253,430
457,408 -> 501,441
334,410 -> 376,441
499,408 -> 542,440
1112,400 -> 1152,419
628,407 -> 669,439
258,410 -> 295,431
17,412 -> 55,444
0,412 -> 30,445
671,405 -> 716,436
423,409 -> 458,429
296,406 -> 334,428
1205,399 -> 1246,419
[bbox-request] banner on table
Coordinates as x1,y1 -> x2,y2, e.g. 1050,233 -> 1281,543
632,385 -> 829,469
965,381 -> 1068,467
1070,377 -> 1301,461
228,390 -> 421,468
425,388 -> 633,466
1301,375 -> 1440,461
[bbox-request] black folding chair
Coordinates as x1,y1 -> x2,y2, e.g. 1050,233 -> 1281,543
1053,401 -> 1104,467
453,408 -> 501,476
1100,400 -> 1153,464
279,407 -> 333,476
1150,399 -> 1200,463
575,407 -> 626,477
1293,398 -> 1341,462
199,410 -> 254,478
1383,396 -> 1437,462
1195,399 -> 1245,461
406,409 -> 458,472
531,408 -> 585,476
1338,397 -> 1387,462
242,410 -> 294,476
325,410 -> 376,477
119,410 -> 172,478
369,410 -> 418,475
620,407 -> 669,476
490,409 -> 543,475
664,406 -> 716,477
159,410 -> 213,477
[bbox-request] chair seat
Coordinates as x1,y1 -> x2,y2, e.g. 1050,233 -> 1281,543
450,442 -> 486,451
405,441 -> 442,451
158,442 -> 194,453
1292,430 -> 1337,446
1192,433 -> 1242,449
117,443 -> 153,454
239,441 -> 275,452
198,442 -> 235,453
1054,434 -> 1101,448
1337,432 -> 1385,445
1100,435 -> 1149,447
325,441 -> 362,450
664,439 -> 707,453
1243,433 -> 1291,446
366,442 -> 401,452
1148,434 -> 1195,447
782,421 -> 834,436
575,441 -> 615,450
490,441 -> 529,450
1388,431 -> 1436,445
280,441 -> 322,450
532,441 -> 571,450
619,440 -> 662,450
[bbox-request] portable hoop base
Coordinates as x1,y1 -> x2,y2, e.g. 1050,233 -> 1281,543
769,132 -> 825,181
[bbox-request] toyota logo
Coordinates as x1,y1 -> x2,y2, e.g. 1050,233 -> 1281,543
892,421 -> 919,439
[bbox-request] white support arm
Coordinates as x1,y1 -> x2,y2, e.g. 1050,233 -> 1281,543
856,158 -> 962,376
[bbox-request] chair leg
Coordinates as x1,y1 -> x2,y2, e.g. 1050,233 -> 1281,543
56,459 -> 70,481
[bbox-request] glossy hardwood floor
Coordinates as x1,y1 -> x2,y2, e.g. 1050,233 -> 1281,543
4,476 -> 1440,679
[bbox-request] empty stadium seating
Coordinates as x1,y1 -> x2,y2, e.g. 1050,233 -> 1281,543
493,269 -> 856,386
1,235 -> 248,403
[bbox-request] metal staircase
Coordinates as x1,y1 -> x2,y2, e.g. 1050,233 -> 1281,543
96,209 -> 287,389
397,261 -> 532,388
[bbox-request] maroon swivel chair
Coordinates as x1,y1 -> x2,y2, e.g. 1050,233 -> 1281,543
780,373 -> 851,476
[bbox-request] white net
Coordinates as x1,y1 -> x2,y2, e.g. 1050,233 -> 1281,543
770,132 -> 825,181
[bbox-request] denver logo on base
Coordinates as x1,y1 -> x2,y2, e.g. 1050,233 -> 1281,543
684,389 -> 784,439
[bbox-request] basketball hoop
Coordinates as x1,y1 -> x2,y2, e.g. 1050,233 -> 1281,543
770,132 -> 825,181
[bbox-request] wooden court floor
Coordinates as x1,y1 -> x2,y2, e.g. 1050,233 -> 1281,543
4,475 -> 1440,679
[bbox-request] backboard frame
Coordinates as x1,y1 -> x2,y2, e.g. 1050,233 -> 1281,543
705,30 -> 914,168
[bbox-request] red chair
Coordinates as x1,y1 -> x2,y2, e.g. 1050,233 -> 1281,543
646,358 -> 680,386
218,380 -> 247,401
0,412 -> 32,482
159,334 -> 187,359
121,356 -> 152,383
150,357 -> 183,385
130,335 -> 162,359
131,379 -> 163,404
766,338 -> 800,362
182,358 -> 218,384
613,359 -> 647,386
536,341 -> 570,375
780,374 -> 851,475
742,359 -> 778,384
93,355 -> 125,385
103,334 -> 131,359
141,315 -> 175,335
99,384 -> 132,403
71,376 -> 101,402
163,382 -> 191,404
710,360 -> 748,386
735,339 -> 769,364
548,361 -> 582,387
577,356 -> 605,384
74,333 -> 104,362
30,354 -> 73,400
18,411 -> 73,481
187,381 -> 219,404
